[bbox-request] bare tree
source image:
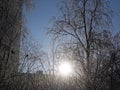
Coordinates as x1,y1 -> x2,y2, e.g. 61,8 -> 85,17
48,0 -> 113,89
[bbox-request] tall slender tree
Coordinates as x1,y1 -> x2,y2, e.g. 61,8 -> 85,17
49,0 -> 113,89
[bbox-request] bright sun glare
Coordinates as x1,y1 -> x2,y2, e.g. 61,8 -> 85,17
58,62 -> 72,76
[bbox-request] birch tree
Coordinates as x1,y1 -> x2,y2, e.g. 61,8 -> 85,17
49,0 -> 113,89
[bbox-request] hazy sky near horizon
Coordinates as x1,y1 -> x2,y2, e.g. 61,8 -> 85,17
24,0 -> 120,52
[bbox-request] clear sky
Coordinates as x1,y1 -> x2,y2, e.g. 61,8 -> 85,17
111,0 -> 120,33
24,0 -> 61,52
24,0 -> 120,52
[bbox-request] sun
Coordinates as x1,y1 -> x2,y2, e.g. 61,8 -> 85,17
58,62 -> 72,76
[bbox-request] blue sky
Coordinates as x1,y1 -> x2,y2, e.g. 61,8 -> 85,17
111,0 -> 120,33
24,0 -> 61,52
24,0 -> 120,52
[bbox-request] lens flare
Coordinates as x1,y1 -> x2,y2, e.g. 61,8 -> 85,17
58,62 -> 72,76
